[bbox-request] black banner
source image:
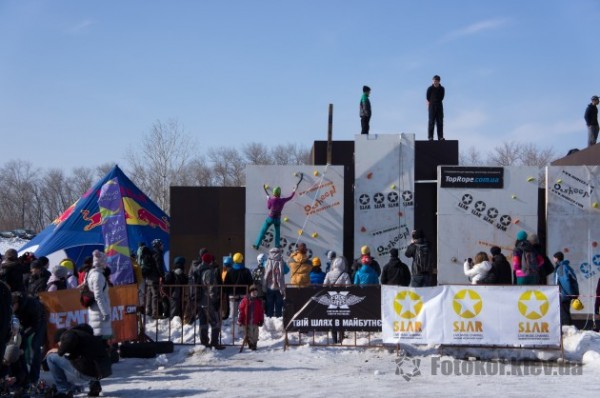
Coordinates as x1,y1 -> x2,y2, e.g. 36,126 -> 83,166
440,167 -> 504,188
284,285 -> 381,332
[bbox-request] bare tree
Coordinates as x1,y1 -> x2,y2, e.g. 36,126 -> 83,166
181,157 -> 213,186
208,147 -> 246,186
520,143 -> 557,166
459,146 -> 486,166
126,119 -> 197,213
270,143 -> 311,165
0,160 -> 40,229
488,141 -> 556,167
243,142 -> 272,165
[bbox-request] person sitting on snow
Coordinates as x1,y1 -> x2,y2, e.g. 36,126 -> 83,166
44,324 -> 111,397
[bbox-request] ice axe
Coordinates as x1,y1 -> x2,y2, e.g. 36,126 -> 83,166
294,172 -> 304,191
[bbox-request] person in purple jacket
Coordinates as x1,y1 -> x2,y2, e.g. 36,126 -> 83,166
253,186 -> 295,250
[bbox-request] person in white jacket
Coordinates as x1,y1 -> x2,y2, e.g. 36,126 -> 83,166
323,257 -> 351,285
463,252 -> 492,285
87,250 -> 113,339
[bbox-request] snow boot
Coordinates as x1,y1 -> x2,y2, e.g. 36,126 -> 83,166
88,380 -> 101,397
210,329 -> 225,350
200,328 -> 210,347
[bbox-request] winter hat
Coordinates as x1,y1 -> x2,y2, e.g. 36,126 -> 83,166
249,285 -> 258,292
174,256 -> 186,267
3,344 -> 20,364
593,95 -> 599,101
332,257 -> 346,271
516,230 -> 528,241
490,246 -> 502,256
92,250 -> 108,268
60,259 -> 75,272
30,260 -> 43,270
51,265 -> 69,279
361,255 -> 371,265
38,256 -> 49,267
527,234 -> 540,245
360,245 -> 370,255
198,248 -> 208,258
553,251 -> 564,262
412,229 -> 424,240
233,253 -> 244,264
4,249 -> 18,260
273,186 -> 281,197
257,253 -> 267,265
326,250 -> 336,261
202,253 -> 215,264
389,248 -> 399,258
363,85 -> 371,93
312,257 -> 321,267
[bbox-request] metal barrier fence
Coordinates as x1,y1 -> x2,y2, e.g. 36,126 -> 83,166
139,283 -> 386,349
141,283 -> 249,346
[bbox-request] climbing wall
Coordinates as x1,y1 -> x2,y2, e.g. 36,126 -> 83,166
245,165 -> 344,262
354,134 -> 415,266
546,166 -> 600,314
437,166 -> 539,284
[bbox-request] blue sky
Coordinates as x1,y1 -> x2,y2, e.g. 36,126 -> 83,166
1,1 -> 599,171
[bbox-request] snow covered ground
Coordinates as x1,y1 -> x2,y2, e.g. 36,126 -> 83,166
3,238 -> 600,397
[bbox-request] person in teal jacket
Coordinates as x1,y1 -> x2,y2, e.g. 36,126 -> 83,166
353,255 -> 379,285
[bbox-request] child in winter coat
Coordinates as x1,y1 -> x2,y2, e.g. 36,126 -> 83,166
353,255 -> 379,285
238,285 -> 265,350
310,257 -> 326,284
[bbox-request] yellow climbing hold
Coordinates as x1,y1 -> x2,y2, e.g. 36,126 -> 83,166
312,232 -> 318,238
283,216 -> 289,222
511,194 -> 517,199
593,202 -> 599,209
298,229 -> 303,235
527,177 -> 535,182
313,170 -> 319,176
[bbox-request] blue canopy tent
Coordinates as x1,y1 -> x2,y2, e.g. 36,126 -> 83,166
20,165 -> 170,284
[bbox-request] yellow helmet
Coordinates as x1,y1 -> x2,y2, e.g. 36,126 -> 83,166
361,245 -> 370,255
312,257 -> 321,266
60,259 -> 75,272
233,252 -> 244,264
571,298 -> 584,311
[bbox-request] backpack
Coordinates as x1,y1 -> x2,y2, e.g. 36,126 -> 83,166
79,274 -> 95,308
413,243 -> 432,275
521,249 -> 539,277
49,278 -> 67,291
141,255 -> 156,278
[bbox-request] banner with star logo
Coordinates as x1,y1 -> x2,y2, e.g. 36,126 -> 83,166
382,285 -> 560,346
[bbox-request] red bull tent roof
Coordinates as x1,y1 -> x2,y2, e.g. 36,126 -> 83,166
20,165 -> 170,284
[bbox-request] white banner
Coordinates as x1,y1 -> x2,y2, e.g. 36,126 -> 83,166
382,285 -> 561,346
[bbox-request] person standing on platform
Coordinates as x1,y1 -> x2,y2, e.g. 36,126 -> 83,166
426,75 -> 445,141
585,95 -> 599,147
360,85 -> 372,135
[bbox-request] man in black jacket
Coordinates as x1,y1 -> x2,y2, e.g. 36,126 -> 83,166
380,249 -> 411,286
585,95 -> 599,147
490,246 -> 513,285
45,324 -> 112,397
405,229 -> 433,287
426,75 -> 445,141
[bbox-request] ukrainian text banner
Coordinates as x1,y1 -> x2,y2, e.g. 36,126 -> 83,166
382,285 -> 561,346
284,285 -> 381,332
40,285 -> 138,347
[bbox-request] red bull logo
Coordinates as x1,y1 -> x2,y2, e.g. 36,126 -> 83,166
53,201 -> 79,225
81,198 -> 170,233
82,209 -> 103,231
